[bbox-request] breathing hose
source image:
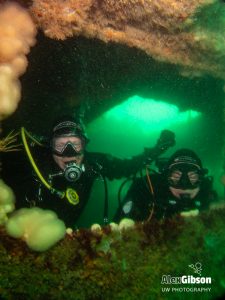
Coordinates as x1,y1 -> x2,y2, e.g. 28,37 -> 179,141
21,127 -> 79,205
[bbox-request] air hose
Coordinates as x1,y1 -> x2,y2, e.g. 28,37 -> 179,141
21,127 -> 79,205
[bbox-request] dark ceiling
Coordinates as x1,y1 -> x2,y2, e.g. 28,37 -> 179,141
2,31 -> 224,137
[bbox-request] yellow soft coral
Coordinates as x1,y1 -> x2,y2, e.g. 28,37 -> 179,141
0,3 -> 36,120
6,207 -> 66,251
0,180 -> 15,225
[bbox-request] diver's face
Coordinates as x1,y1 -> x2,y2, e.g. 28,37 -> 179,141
168,164 -> 201,199
52,136 -> 84,170
169,186 -> 200,199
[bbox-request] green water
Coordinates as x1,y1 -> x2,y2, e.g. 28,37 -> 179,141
73,94 -> 224,227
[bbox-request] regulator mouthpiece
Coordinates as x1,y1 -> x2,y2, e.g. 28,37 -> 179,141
63,162 -> 85,182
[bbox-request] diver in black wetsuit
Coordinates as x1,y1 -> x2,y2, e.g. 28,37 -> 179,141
114,149 -> 218,222
2,116 -> 175,228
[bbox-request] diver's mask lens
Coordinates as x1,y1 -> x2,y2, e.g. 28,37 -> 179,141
55,141 -> 82,153
53,139 -> 83,157
63,161 -> 85,182
168,166 -> 200,189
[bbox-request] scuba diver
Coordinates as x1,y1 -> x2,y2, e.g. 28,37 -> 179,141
114,148 -> 218,222
1,116 -> 176,228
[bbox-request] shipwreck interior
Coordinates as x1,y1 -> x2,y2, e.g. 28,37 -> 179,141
1,2 -> 225,299
2,31 -> 225,226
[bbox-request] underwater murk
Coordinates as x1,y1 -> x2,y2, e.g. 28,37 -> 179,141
0,0 -> 225,299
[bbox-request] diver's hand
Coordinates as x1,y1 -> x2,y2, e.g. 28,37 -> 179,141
144,130 -> 175,162
156,130 -> 176,151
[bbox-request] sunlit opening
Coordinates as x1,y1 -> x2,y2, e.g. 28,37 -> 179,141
87,95 -> 202,157
104,95 -> 201,131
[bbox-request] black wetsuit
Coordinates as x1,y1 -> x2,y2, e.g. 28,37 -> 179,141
114,173 -> 218,222
2,147 -> 160,228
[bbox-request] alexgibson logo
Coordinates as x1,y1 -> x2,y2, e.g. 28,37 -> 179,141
188,262 -> 202,276
161,275 -> 211,284
161,262 -> 212,293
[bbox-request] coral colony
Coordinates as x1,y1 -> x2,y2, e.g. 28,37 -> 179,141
0,3 -> 36,121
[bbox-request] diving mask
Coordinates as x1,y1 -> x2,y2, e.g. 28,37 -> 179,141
52,138 -> 84,157
168,165 -> 201,190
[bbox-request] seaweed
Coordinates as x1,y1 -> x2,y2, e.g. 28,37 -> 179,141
0,207 -> 225,299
